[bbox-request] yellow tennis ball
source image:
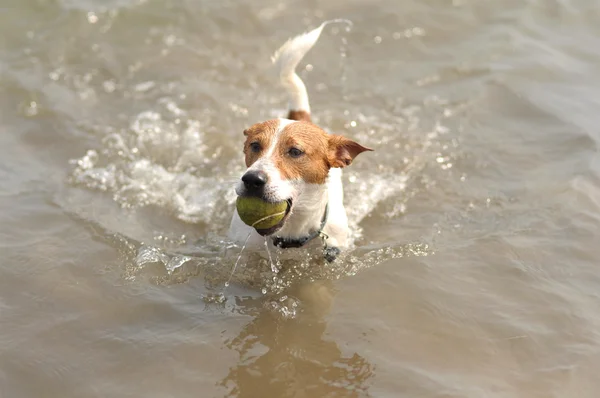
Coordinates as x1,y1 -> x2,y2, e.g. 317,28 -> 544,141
236,197 -> 288,229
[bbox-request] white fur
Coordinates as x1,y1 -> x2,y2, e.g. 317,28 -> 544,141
229,23 -> 351,252
228,166 -> 348,250
234,118 -> 296,203
271,23 -> 326,113
265,118 -> 294,157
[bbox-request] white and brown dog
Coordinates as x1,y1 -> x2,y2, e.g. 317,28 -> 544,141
228,23 -> 372,262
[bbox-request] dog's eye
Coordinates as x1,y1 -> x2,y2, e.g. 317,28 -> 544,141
249,142 -> 261,153
288,147 -> 304,158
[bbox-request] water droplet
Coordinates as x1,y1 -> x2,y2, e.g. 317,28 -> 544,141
224,282 -> 229,287
202,293 -> 226,304
24,101 -> 38,117
166,255 -> 191,273
103,80 -> 116,93
87,11 -> 98,24
261,288 -> 267,294
413,27 -> 425,36
134,81 -> 155,93
49,70 -> 60,81
164,34 -> 177,46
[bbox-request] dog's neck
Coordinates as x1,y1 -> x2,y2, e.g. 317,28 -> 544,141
275,183 -> 328,239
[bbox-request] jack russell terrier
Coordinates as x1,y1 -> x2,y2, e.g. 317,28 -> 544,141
228,22 -> 372,262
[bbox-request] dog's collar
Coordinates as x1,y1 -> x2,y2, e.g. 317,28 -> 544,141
272,204 -> 329,249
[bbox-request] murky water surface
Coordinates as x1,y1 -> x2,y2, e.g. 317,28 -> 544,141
2,0 -> 600,396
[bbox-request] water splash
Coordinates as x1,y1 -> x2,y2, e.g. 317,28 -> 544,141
267,295 -> 299,319
136,245 -> 170,267
322,19 -> 354,30
202,292 -> 227,304
63,19 -> 453,310
223,232 -> 253,290
264,238 -> 279,274
69,108 -> 236,225
136,245 -> 192,275
165,255 -> 192,275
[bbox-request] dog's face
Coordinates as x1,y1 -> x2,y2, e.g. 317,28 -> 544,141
235,118 -> 371,234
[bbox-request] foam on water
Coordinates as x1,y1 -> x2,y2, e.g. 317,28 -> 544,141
70,105 -> 238,225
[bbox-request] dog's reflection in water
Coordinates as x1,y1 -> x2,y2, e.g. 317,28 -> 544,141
219,280 -> 374,397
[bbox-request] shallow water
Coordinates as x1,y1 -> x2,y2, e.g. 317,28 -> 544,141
2,0 -> 600,397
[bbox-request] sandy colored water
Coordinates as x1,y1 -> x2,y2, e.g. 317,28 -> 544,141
2,0 -> 600,397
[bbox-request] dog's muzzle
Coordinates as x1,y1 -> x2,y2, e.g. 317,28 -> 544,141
241,170 -> 267,197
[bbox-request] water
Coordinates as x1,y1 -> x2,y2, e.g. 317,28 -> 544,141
224,232 -> 253,289
2,0 -> 600,396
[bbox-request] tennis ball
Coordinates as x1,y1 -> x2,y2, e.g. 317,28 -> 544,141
236,197 -> 288,229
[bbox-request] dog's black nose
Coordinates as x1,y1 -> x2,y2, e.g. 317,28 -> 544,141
242,170 -> 268,191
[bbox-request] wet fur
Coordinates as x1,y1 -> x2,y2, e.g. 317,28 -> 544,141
229,23 -> 371,259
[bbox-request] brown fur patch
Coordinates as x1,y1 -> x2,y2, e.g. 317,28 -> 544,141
242,119 -> 372,185
242,119 -> 279,167
272,122 -> 331,184
287,110 -> 312,122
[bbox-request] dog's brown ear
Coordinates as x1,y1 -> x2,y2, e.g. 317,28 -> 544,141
328,135 -> 373,168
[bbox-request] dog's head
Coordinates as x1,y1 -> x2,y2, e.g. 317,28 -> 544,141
235,118 -> 372,235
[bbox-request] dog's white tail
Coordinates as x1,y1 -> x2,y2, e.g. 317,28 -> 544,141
271,20 -> 352,122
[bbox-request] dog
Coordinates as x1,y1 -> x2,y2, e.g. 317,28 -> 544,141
228,22 -> 372,262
